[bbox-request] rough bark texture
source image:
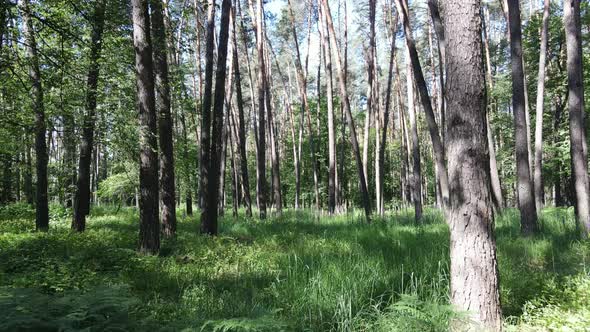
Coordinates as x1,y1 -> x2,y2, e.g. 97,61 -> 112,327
321,0 -> 371,222
132,0 -> 160,253
564,0 -> 590,236
442,1 -> 502,329
202,0 -> 231,235
151,0 -> 176,237
508,0 -> 539,235
533,0 -> 549,215
20,0 -> 49,231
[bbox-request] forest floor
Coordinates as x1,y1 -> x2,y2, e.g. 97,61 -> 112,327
0,204 -> 589,331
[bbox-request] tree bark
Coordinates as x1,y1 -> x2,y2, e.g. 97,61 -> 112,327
564,0 -> 590,236
442,1 -> 502,329
201,0 -> 231,235
395,0 -> 449,209
19,0 -> 49,231
151,0 -> 177,237
321,0 -> 371,222
72,0 -> 106,232
231,7 -> 252,217
255,0 -> 267,219
132,0 -> 160,253
405,45 -> 422,222
508,0 -> 539,235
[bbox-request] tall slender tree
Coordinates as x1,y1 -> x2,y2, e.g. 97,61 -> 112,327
151,0 -> 176,237
533,0 -> 550,215
132,0 -> 160,253
201,0 -> 232,235
395,0 -> 449,208
321,0 -> 371,222
255,0 -> 267,219
442,0 -> 502,329
72,0 -> 106,232
19,0 -> 49,231
564,0 -> 590,237
508,0 -> 538,235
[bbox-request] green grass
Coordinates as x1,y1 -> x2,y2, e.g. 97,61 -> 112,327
0,204 -> 588,331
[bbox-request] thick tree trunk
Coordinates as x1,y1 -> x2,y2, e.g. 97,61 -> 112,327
508,0 -> 539,235
564,0 -> 590,236
20,0 -> 49,231
151,0 -> 177,237
201,0 -> 231,235
132,0 -> 160,253
442,1 -> 502,329
395,0 -> 449,209
321,0 -> 371,222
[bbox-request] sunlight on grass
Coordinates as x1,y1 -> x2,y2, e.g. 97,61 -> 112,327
0,204 -> 588,331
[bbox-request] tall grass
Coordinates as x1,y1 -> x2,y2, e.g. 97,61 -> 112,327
0,204 -> 588,331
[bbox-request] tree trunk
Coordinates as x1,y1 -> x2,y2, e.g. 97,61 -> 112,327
564,0 -> 590,236
151,0 -> 177,237
442,1 -> 502,329
321,0 -> 371,222
201,0 -> 231,235
19,0 -> 49,231
405,45 -> 422,222
482,6 -> 504,210
508,0 -> 539,235
231,8 -> 252,217
132,0 -> 160,253
255,0 -> 267,219
395,0 -> 449,209
378,10 -> 398,216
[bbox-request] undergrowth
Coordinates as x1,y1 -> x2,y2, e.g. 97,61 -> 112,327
0,204 -> 588,331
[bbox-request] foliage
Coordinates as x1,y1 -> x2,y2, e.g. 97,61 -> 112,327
0,206 -> 588,331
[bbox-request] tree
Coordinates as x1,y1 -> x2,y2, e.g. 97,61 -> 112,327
533,0 -> 550,215
564,0 -> 590,237
200,0 -> 216,217
201,0 -> 232,235
72,0 -> 107,232
442,0 -> 502,329
395,0 -> 449,209
321,0 -> 371,222
508,0 -> 538,235
19,0 -> 49,231
151,0 -> 176,237
255,0 -> 267,219
231,6 -> 252,218
132,0 -> 160,253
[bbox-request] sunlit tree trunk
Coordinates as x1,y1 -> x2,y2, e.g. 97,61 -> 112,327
395,0 -> 449,209
564,0 -> 590,237
321,0 -> 371,222
255,0 -> 267,219
508,0 -> 538,235
443,1 -> 502,329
